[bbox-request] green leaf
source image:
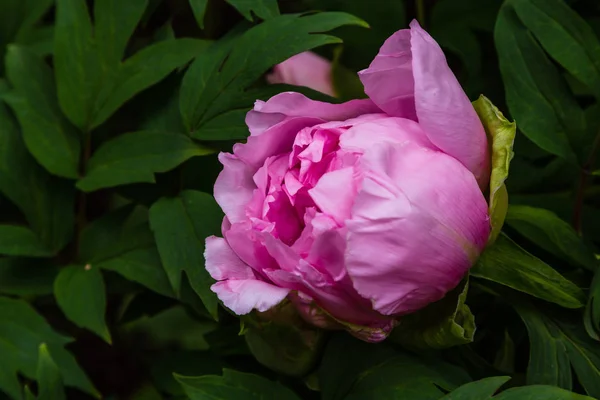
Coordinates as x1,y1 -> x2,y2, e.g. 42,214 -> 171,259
472,233 -> 585,308
440,376 -> 595,399
344,354 -> 470,400
124,306 -> 217,352
97,247 -> 174,298
190,84 -> 337,141
54,0 -> 102,130
585,267 -> 600,340
149,190 -> 223,317
431,0 -> 502,95
36,344 -> 65,400
389,279 -> 475,349
0,96 -> 75,254
4,45 -> 80,178
224,0 -> 279,21
189,0 -> 208,29
243,301 -> 325,377
494,4 -> 584,164
440,376 -> 510,399
91,38 -> 211,129
16,26 -> 55,57
493,331 -> 516,373
128,383 -> 162,400
304,0 -> 404,71
513,299 -> 600,398
509,192 -> 600,242
0,297 -> 98,398
0,0 -> 54,74
23,385 -> 35,400
506,205 -> 597,271
94,0 -> 148,69
495,386 -> 596,399
0,225 -> 51,257
13,0 -> 54,41
77,131 -> 213,192
319,334 -> 470,400
55,0 -> 207,130
149,350 -> 221,396
191,109 -> 249,141
137,76 -> 186,133
331,46 -> 366,101
472,95 -> 516,245
176,369 -> 300,400
510,0 -> 600,100
179,12 -> 367,138
319,334 -> 397,400
54,265 -> 111,343
79,205 -> 154,263
0,258 -> 58,297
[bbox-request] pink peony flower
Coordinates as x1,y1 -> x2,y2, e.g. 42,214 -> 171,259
205,20 -> 491,342
266,51 -> 335,97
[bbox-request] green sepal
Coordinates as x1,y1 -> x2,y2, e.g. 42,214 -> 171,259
242,300 -> 325,377
389,279 -> 475,349
473,95 -> 516,245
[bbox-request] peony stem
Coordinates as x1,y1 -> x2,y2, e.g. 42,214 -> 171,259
573,128 -> 600,234
416,0 -> 426,28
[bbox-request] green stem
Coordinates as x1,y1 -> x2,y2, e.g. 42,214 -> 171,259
416,0 -> 426,28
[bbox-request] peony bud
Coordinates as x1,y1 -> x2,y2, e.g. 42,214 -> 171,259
205,20 -> 495,342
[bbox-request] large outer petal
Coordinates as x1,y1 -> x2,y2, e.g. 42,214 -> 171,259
410,20 -> 489,187
213,153 -> 256,224
357,30 -> 416,119
345,142 -> 490,316
339,116 -> 435,152
358,21 -> 489,187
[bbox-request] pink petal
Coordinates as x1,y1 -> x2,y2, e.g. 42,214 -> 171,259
246,92 -> 381,136
224,221 -> 277,273
234,116 -> 322,169
292,208 -> 335,256
266,52 -> 335,97
263,263 -> 384,328
339,116 -> 435,153
211,279 -> 289,315
308,167 -> 356,224
213,153 -> 255,224
265,190 -> 302,245
358,21 -> 490,187
204,236 -> 255,281
288,292 -> 397,343
358,29 -> 416,120
305,226 -> 347,282
346,142 -> 490,316
409,20 -> 489,186
259,235 -> 387,328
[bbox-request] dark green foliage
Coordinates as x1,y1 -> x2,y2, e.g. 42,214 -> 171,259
0,0 -> 599,399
